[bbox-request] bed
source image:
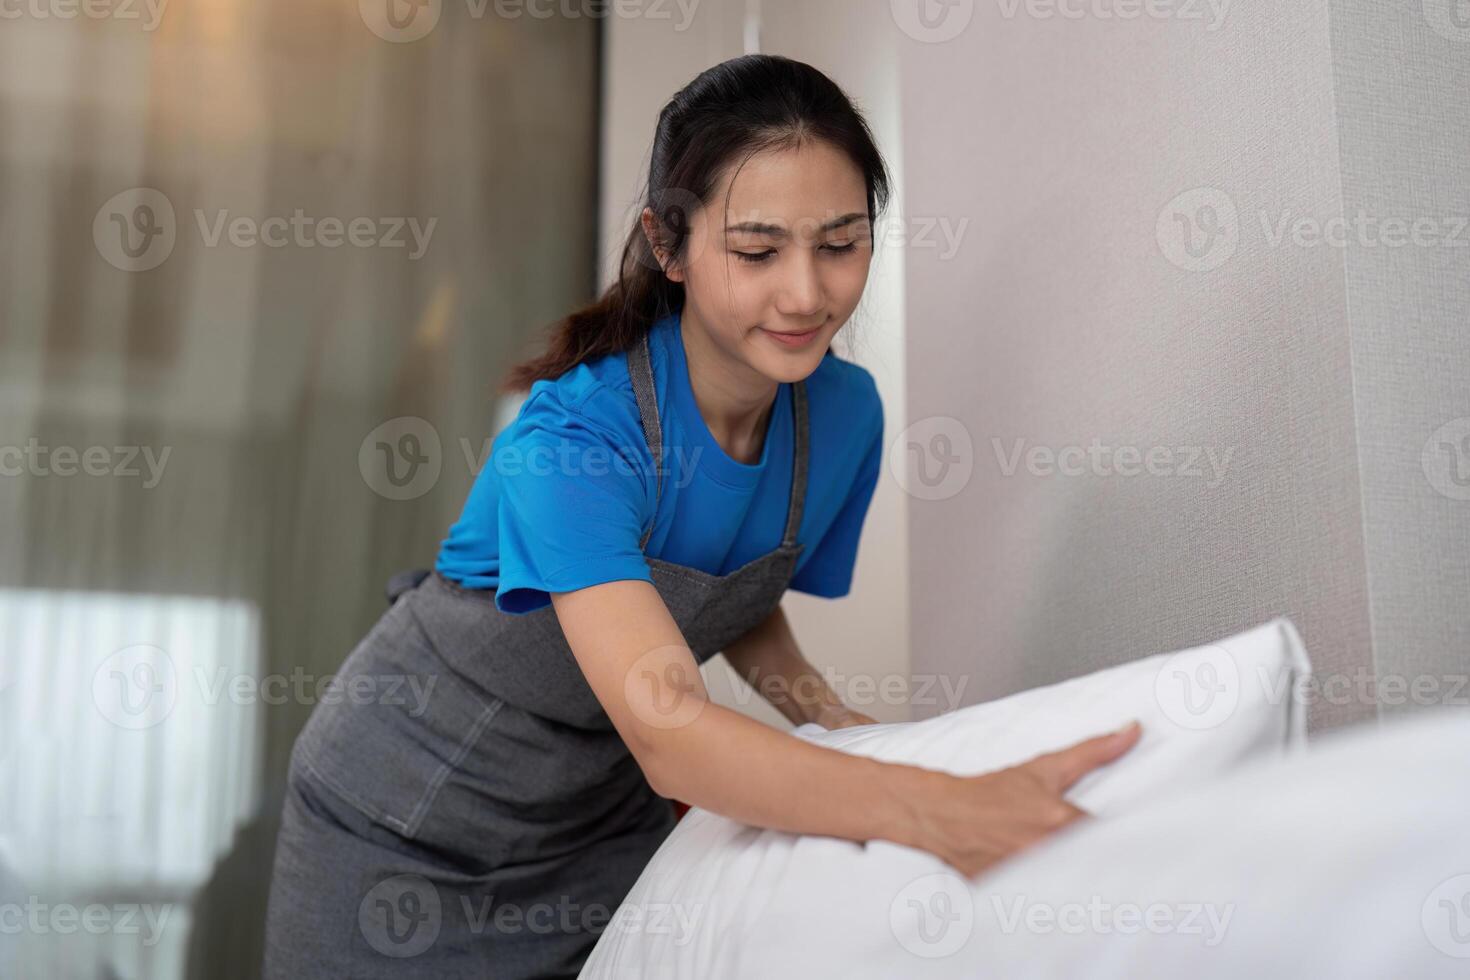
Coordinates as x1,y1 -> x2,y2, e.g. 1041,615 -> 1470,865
579,619 -> 1470,978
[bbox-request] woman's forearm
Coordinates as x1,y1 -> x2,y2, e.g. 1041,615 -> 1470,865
553,582 -> 928,850
646,699 -> 942,850
722,604 -> 849,726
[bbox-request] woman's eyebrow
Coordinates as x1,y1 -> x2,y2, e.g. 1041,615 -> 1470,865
725,212 -> 867,237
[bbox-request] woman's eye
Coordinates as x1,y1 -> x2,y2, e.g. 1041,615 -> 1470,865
734,242 -> 860,265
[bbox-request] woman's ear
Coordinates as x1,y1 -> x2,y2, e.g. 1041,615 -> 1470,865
640,206 -> 684,283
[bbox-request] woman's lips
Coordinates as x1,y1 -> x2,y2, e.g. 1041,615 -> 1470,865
760,325 -> 822,348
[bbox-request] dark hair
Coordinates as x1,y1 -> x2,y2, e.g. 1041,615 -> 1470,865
500,53 -> 893,393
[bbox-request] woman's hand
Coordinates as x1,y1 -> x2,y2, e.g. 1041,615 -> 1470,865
812,704 -> 879,730
897,721 -> 1143,879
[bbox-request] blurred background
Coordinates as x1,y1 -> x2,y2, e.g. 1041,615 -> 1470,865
0,3 -> 607,977
2,0 -> 1468,976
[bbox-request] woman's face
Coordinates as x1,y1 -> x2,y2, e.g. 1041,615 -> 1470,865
648,140 -> 874,385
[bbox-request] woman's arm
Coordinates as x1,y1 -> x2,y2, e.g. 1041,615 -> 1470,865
721,603 -> 877,729
550,579 -> 1143,878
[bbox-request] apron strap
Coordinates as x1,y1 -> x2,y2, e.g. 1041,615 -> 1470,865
628,330 -> 664,551
626,325 -> 811,553
781,379 -> 809,549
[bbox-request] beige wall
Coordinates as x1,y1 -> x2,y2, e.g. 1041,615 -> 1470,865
1328,0 -> 1470,720
899,0 -> 1469,735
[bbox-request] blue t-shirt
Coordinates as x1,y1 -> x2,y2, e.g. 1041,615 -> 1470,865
434,308 -> 884,615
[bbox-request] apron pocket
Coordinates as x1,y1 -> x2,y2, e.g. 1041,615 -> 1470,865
288,598 -> 508,843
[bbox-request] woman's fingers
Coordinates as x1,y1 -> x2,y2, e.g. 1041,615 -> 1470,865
1022,720 -> 1143,796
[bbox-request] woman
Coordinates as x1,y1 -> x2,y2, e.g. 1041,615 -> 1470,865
262,53 -> 1141,979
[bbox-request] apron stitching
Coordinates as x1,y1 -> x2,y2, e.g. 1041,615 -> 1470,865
401,695 -> 509,837
293,695 -> 509,839
293,747 -> 407,835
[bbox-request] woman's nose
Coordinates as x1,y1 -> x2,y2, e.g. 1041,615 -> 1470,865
775,250 -> 825,318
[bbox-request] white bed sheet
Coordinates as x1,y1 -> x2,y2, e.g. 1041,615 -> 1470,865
582,618 -> 1346,979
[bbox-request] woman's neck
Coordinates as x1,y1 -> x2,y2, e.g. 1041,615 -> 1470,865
677,309 -> 779,465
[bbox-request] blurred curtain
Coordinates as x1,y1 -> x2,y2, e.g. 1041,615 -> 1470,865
0,1 -> 601,976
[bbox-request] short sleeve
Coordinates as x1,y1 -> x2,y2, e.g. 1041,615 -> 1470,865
787,386 -> 884,599
493,387 -> 654,614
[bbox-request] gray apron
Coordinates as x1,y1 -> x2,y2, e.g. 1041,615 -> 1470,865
263,330 -> 811,979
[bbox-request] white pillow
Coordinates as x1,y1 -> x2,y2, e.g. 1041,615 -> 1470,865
930,706 -> 1470,978
580,617 -> 1313,979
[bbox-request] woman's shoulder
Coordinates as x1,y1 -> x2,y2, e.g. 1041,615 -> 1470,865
522,347 -> 637,415
500,349 -> 647,458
